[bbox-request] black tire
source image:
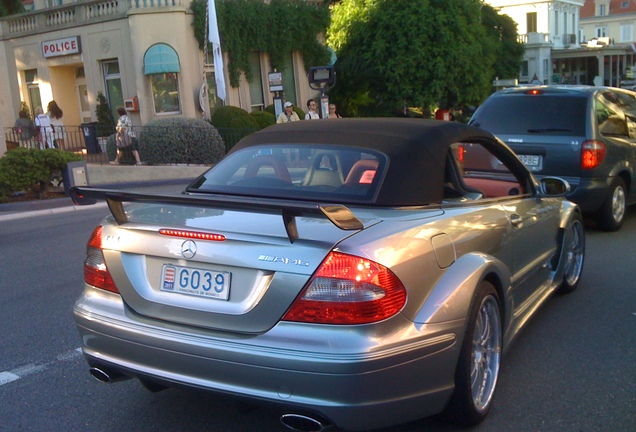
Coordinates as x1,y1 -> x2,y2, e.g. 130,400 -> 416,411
444,281 -> 502,426
595,177 -> 627,232
557,213 -> 585,294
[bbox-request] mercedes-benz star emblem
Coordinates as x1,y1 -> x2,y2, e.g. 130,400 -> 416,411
180,240 -> 197,259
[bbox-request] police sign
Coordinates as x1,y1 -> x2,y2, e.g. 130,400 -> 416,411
42,36 -> 81,58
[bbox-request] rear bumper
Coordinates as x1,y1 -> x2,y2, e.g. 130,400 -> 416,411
558,176 -> 612,213
74,287 -> 461,431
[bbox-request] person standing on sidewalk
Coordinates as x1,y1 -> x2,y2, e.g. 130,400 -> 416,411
34,106 -> 54,149
13,110 -> 35,147
111,107 -> 142,165
304,99 -> 320,120
47,100 -> 66,150
276,102 -> 300,123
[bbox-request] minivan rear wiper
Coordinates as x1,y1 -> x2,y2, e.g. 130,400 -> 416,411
527,128 -> 572,133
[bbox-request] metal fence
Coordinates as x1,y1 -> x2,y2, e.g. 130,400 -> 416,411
4,124 -> 109,164
4,124 -> 261,164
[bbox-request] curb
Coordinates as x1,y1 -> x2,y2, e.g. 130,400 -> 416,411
0,201 -> 109,222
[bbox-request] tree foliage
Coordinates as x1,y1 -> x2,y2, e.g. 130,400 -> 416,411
0,0 -> 24,17
481,4 -> 525,81
328,0 -> 523,116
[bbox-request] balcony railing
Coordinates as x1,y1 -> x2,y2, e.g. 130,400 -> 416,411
0,0 -> 186,39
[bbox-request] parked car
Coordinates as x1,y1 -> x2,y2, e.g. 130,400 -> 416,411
71,119 -> 584,431
469,85 -> 636,231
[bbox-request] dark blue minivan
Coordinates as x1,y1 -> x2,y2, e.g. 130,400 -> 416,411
470,85 -> 636,231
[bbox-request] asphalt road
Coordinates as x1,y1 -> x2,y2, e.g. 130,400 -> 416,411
0,192 -> 634,432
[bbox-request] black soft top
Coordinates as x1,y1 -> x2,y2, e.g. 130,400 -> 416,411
233,118 -> 500,206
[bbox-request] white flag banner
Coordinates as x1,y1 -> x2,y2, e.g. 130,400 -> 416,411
208,0 -> 226,101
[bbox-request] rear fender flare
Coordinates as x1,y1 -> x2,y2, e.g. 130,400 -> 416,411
413,252 -> 511,325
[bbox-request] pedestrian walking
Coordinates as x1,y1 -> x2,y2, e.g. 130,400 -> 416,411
13,110 -> 35,146
47,100 -> 66,150
112,107 -> 142,165
328,103 -> 342,118
34,106 -> 54,149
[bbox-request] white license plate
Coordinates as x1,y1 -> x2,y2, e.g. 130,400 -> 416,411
161,264 -> 231,300
518,154 -> 542,169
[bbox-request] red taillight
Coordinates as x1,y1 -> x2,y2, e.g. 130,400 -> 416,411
283,252 -> 406,325
581,140 -> 606,170
456,145 -> 465,164
84,226 -> 119,293
526,89 -> 543,95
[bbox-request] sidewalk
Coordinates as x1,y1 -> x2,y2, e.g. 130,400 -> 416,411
0,163 -> 209,222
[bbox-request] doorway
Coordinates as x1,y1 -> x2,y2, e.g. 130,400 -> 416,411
76,67 -> 91,123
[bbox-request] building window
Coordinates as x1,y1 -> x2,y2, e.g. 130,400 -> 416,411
598,4 -> 607,16
555,10 -> 560,35
281,53 -> 297,106
622,1 -> 629,8
46,0 -> 63,7
621,24 -> 633,42
248,52 -> 265,112
204,67 -> 223,116
527,12 -> 537,33
144,44 -> 182,115
596,27 -> 607,38
521,61 -> 529,78
543,59 -> 549,78
24,69 -> 41,118
151,73 -> 181,114
102,60 -> 123,120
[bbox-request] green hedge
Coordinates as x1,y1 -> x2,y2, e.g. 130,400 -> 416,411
137,118 -> 226,165
211,106 -> 260,151
0,148 -> 83,200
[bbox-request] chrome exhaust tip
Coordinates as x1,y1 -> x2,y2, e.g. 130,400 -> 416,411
89,367 -> 130,384
280,413 -> 330,432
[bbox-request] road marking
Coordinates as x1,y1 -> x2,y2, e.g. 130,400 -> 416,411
0,372 -> 20,386
0,348 -> 83,387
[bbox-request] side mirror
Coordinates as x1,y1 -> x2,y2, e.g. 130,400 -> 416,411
540,177 -> 570,196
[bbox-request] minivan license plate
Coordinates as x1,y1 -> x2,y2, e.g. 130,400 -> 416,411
161,264 -> 231,300
518,154 -> 541,170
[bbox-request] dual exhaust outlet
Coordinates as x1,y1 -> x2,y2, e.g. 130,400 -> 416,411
89,368 -> 331,432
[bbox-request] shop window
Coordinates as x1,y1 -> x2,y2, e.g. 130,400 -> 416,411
248,51 -> 265,112
150,73 -> 181,114
102,60 -> 123,120
144,44 -> 182,115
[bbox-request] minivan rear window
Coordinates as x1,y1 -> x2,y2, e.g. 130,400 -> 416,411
471,95 -> 588,135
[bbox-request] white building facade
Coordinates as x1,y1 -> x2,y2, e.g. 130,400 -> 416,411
0,0 -> 316,155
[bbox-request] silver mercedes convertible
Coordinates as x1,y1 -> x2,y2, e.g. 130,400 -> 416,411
71,118 -> 585,431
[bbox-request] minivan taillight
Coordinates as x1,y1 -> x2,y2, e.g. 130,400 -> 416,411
283,252 -> 406,325
581,140 -> 606,170
84,226 -> 119,293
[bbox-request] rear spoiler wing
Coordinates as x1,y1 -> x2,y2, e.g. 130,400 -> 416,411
70,186 -> 364,243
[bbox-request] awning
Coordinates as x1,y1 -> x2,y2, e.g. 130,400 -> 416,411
144,44 -> 180,75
